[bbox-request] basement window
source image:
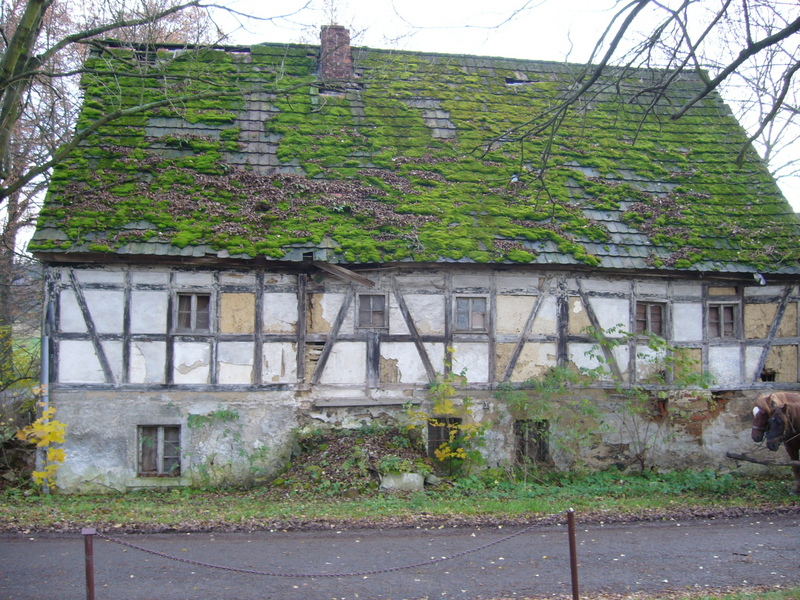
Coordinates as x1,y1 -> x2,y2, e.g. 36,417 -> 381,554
176,293 -> 211,333
357,294 -> 387,328
455,297 -> 487,332
514,420 -> 550,464
708,304 -> 737,338
427,417 -> 462,459
635,302 -> 664,335
138,425 -> 181,477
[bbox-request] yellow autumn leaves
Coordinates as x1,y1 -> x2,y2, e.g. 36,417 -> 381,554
15,405 -> 66,487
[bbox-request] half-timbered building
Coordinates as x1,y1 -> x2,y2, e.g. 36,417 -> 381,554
29,27 -> 800,491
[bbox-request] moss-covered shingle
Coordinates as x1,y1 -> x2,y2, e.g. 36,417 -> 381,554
29,42 -> 800,273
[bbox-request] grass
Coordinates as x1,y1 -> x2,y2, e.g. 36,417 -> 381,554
1,469 -> 797,533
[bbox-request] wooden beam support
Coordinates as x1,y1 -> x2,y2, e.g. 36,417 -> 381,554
312,261 -> 375,287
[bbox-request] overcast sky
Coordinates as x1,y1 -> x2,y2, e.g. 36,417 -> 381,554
218,0 -> 800,210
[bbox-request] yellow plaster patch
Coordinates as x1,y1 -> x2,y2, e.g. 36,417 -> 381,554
766,346 -> 799,383
744,303 -> 777,339
569,297 -> 591,335
496,296 -> 536,334
307,294 -> 332,333
779,303 -> 797,337
220,293 -> 255,334
708,287 -> 737,296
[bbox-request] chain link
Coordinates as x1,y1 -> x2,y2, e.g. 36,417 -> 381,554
96,521 -> 545,579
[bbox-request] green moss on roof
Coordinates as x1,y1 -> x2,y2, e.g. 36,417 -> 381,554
29,41 -> 800,273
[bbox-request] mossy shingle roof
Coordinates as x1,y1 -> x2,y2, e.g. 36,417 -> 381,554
29,40 -> 800,274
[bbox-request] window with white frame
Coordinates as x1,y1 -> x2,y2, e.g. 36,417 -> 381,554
176,293 -> 211,333
635,302 -> 665,335
455,296 -> 487,331
708,303 -> 737,338
357,294 -> 387,328
138,425 -> 181,477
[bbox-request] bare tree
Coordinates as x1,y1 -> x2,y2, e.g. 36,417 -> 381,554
497,0 -> 800,188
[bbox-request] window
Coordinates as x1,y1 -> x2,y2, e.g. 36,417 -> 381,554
358,294 -> 387,328
138,425 -> 181,477
514,420 -> 550,464
708,304 -> 737,338
427,417 -> 462,458
635,302 -> 664,335
176,293 -> 210,333
455,297 -> 487,331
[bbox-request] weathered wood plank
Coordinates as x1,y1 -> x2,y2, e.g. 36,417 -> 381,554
726,451 -> 800,467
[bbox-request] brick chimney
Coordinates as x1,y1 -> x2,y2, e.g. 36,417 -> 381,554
320,25 -> 352,80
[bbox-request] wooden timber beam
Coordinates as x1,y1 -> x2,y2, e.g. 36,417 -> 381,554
312,261 -> 375,287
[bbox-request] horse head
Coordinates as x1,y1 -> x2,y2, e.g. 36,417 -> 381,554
765,406 -> 788,452
751,393 -> 776,442
752,405 -> 769,442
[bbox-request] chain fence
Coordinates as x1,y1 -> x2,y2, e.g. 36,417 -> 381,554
81,509 -> 581,600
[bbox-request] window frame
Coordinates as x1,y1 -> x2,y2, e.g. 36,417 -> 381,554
707,303 -> 739,339
454,295 -> 489,332
356,293 -> 388,329
635,301 -> 666,336
138,425 -> 181,477
174,292 -> 212,334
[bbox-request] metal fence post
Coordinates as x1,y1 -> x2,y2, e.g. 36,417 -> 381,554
82,528 -> 96,600
567,509 -> 580,600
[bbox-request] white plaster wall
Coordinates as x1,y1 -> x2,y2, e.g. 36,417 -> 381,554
569,342 -> 616,381
580,279 -> 629,294
673,284 -> 701,298
59,340 -> 104,382
745,285 -> 789,298
74,269 -> 125,285
388,300 -> 411,336
320,341 -> 366,383
380,341 -> 429,383
220,272 -> 256,285
451,342 -> 489,382
636,281 -> 668,296
173,342 -> 211,384
174,272 -> 213,286
672,303 -> 703,342
131,270 -> 169,285
530,296 -> 557,336
393,274 -> 446,291
708,346 -> 742,385
588,297 -> 629,333
495,274 -> 538,293
102,341 -> 124,382
130,291 -> 168,333
263,292 -> 298,333
452,273 -> 489,289
83,290 -> 125,333
318,293 -> 347,333
425,342 -> 447,373
404,294 -> 445,335
217,342 -> 254,384
59,290 -> 87,333
744,346 -> 765,382
263,342 -> 297,382
635,344 -> 667,381
130,341 -> 167,384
